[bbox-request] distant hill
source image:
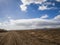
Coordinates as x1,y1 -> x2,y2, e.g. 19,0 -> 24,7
0,29 -> 7,32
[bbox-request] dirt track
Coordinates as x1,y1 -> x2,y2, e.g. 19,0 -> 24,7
0,30 -> 60,45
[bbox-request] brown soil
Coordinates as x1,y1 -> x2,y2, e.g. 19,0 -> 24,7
0,29 -> 60,45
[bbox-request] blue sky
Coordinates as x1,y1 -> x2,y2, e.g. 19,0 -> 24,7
0,0 -> 60,30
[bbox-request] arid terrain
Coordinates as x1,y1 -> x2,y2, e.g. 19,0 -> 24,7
0,29 -> 60,45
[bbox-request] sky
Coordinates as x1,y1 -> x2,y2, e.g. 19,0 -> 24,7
0,0 -> 60,30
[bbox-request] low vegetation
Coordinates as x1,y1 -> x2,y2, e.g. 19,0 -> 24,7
0,29 -> 7,32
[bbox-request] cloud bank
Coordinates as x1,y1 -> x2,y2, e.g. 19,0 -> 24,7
0,15 -> 60,30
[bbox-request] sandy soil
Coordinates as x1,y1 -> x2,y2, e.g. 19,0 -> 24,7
0,30 -> 60,45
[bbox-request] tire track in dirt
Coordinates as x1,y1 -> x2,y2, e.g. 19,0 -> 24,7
0,31 -> 25,45
0,32 -> 9,45
0,32 -> 17,45
12,32 -> 25,45
0,33 -> 7,41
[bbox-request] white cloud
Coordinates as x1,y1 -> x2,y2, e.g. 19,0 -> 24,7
54,15 -> 60,20
38,5 -> 56,10
20,5 -> 27,11
43,2 -> 53,5
43,2 -> 55,6
0,15 -> 60,30
56,0 -> 60,2
20,0 -> 47,11
38,5 -> 48,10
21,0 -> 47,5
40,14 -> 48,19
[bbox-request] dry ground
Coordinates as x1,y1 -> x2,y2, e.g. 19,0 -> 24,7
0,29 -> 60,45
